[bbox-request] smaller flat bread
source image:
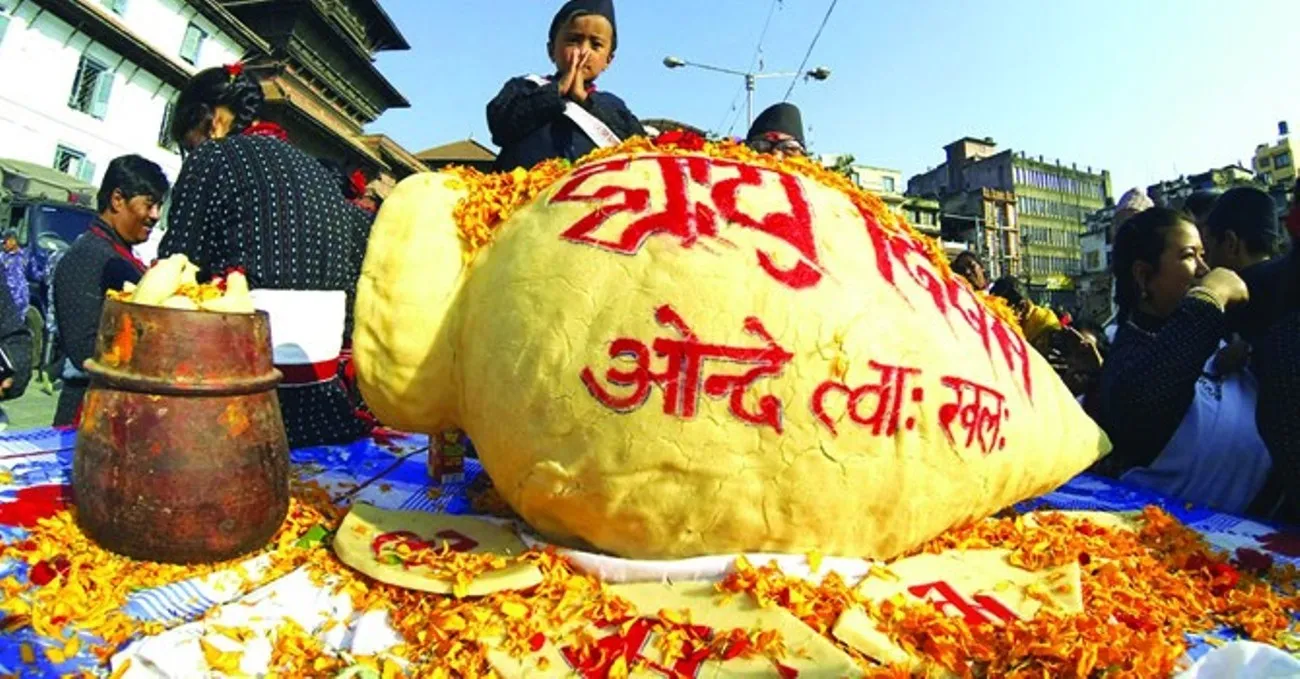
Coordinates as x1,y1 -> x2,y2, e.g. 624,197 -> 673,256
333,504 -> 542,597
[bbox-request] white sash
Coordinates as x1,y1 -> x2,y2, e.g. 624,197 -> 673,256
524,74 -> 620,149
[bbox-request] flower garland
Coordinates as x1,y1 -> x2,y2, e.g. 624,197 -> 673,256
0,480 -> 343,666
445,132 -> 1022,334
719,507 -> 1300,678
4,482 -> 1297,676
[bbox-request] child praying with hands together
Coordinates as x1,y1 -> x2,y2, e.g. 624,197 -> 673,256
487,0 -> 644,172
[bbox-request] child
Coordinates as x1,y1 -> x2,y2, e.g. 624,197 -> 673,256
487,0 -> 644,171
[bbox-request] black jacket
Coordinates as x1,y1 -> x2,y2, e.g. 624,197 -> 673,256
53,221 -> 142,376
1255,309 -> 1300,523
488,76 -> 644,171
51,221 -> 141,425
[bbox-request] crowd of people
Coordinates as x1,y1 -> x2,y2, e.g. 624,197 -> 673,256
953,181 -> 1300,524
0,0 -> 1293,526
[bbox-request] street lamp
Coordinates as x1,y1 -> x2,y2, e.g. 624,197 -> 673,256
662,56 -> 831,130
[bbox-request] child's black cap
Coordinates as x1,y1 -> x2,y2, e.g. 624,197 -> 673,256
549,0 -> 617,50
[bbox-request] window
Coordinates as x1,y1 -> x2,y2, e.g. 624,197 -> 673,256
0,0 -> 11,46
158,100 -> 176,150
68,54 -> 113,119
53,145 -> 95,182
103,0 -> 127,14
882,176 -> 896,193
1258,156 -> 1272,169
1275,152 -> 1292,169
179,22 -> 206,65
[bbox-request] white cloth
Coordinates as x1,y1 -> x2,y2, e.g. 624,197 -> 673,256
1122,347 -> 1272,514
1177,641 -> 1300,678
111,568 -> 402,679
249,289 -> 345,367
523,74 -> 621,149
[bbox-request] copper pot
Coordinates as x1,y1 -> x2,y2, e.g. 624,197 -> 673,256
73,299 -> 289,564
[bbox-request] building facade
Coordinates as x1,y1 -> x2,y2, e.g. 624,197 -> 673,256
847,164 -> 903,199
900,195 -> 941,238
822,155 -> 949,240
1076,206 -> 1116,324
1147,164 -> 1257,208
0,0 -> 420,193
0,0 -> 253,183
1254,122 -> 1296,191
940,188 -> 1020,280
909,136 -> 1111,306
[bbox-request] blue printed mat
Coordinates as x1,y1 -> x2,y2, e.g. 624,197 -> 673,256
1,426 -> 1296,676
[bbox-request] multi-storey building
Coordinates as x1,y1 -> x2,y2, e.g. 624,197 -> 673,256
221,0 -> 425,189
1255,122 -> 1296,191
0,0 -> 421,191
940,187 -> 1019,280
909,137 -> 1111,306
0,0 -> 253,182
1077,205 -> 1116,324
1147,164 -> 1257,208
821,155 -> 948,247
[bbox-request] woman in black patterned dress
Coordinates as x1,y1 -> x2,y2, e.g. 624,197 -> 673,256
160,64 -> 372,448
1095,208 -> 1275,515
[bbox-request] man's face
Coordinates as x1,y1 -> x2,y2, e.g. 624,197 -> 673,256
1202,229 -> 1244,271
112,191 -> 162,245
748,131 -> 805,157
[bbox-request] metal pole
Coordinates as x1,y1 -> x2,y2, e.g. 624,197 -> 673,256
745,74 -> 756,129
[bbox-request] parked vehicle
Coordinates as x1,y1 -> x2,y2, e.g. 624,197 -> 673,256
0,158 -> 98,378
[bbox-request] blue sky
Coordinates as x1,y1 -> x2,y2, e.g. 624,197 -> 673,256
371,0 -> 1300,195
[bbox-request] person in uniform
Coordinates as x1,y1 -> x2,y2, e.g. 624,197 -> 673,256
160,63 -> 372,448
0,274 -> 31,430
488,0 -> 644,171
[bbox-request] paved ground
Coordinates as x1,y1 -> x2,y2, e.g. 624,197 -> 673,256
3,377 -> 58,431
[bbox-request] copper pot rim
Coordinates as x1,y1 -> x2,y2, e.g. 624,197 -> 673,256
103,297 -> 269,321
83,361 -> 283,395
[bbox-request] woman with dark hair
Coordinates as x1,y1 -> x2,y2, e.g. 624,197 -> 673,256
1095,207 -> 1278,515
159,63 -> 373,448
